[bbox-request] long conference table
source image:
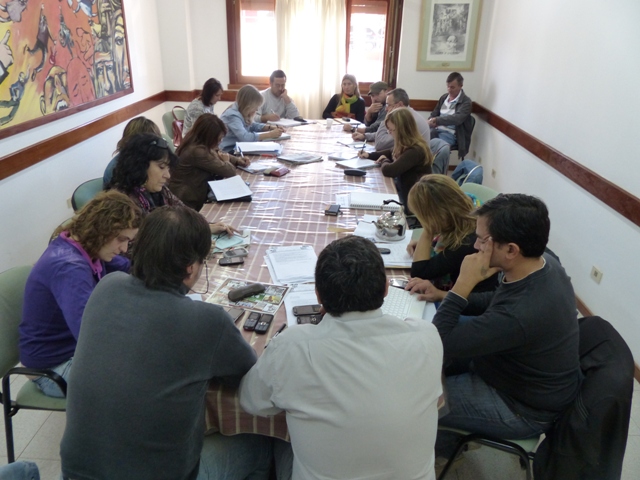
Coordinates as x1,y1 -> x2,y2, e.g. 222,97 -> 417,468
198,121 -> 407,441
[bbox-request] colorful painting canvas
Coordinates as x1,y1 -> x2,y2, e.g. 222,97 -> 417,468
0,0 -> 132,135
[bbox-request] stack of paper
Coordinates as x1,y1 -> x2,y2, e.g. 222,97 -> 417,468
277,153 -> 323,164
238,159 -> 280,174
268,119 -> 304,127
265,245 -> 318,284
208,176 -> 253,202
328,151 -> 358,161
236,142 -> 283,156
335,158 -> 378,170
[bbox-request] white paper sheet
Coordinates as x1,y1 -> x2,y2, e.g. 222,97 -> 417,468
265,245 -> 317,284
283,284 -> 318,327
208,176 -> 253,202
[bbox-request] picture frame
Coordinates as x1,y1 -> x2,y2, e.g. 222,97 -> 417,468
0,0 -> 133,139
417,0 -> 482,71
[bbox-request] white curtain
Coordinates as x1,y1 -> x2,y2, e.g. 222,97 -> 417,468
276,0 -> 347,119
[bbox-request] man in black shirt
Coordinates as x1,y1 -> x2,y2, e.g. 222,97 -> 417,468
409,194 -> 581,457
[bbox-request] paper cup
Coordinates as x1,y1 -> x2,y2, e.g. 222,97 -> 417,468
326,118 -> 334,128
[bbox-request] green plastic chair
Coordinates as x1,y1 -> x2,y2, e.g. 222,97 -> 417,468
460,182 -> 500,204
437,426 -> 540,480
71,178 -> 104,212
0,266 -> 67,462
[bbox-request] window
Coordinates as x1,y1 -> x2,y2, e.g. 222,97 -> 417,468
226,0 -> 403,90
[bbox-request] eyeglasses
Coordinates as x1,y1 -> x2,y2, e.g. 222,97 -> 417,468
475,234 -> 492,245
190,261 -> 209,295
149,138 -> 169,150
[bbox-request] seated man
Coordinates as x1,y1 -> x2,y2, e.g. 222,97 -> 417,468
61,206 -> 272,480
344,81 -> 388,137
408,194 -> 582,461
240,236 -> 443,480
361,88 -> 431,151
428,72 -> 473,159
255,69 -> 301,123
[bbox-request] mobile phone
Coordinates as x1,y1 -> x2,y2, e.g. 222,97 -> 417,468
293,304 -> 322,316
243,312 -> 261,331
254,314 -> 274,334
389,279 -> 408,289
219,256 -> 245,266
377,247 -> 391,254
324,204 -> 341,216
225,307 -> 245,324
224,247 -> 248,258
297,314 -> 324,325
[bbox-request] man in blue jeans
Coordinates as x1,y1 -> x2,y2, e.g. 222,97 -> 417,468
408,194 -> 582,463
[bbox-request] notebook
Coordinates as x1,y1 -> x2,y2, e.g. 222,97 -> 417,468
328,151 -> 358,161
349,192 -> 401,211
335,158 -> 378,170
208,176 -> 253,202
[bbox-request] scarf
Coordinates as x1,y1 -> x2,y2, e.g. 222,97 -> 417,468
335,94 -> 358,116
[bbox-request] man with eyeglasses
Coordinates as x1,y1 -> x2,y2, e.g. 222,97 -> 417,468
428,72 -> 473,159
61,206 -> 272,480
366,88 -> 431,151
407,194 -> 581,470
347,81 -> 388,138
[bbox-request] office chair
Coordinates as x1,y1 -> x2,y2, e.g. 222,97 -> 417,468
71,178 -> 104,212
0,265 -> 67,463
460,182 -> 500,203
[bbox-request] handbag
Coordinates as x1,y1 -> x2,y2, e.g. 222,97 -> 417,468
171,106 -> 186,147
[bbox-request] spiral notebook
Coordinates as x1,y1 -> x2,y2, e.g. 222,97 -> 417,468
349,192 -> 401,211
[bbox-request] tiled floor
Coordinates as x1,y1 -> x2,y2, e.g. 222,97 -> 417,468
1,376 -> 640,479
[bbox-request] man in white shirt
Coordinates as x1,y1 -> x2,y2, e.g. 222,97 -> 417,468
428,72 -> 473,159
239,236 -> 443,480
255,70 -> 301,123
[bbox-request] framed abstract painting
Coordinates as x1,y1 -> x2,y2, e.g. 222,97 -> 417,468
0,0 -> 133,138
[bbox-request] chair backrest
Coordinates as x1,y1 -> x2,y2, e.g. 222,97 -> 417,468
71,178 -> 104,212
161,134 -> 177,153
162,111 -> 174,138
0,266 -> 32,377
533,316 -> 635,479
460,182 -> 500,204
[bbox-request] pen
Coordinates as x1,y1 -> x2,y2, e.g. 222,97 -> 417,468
238,146 -> 244,159
264,323 -> 287,349
360,139 -> 366,154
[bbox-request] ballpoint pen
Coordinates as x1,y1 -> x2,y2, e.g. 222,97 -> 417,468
264,323 -> 287,349
360,138 -> 367,155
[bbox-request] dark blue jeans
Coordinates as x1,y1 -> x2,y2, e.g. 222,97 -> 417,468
0,461 -> 39,480
436,371 -> 551,457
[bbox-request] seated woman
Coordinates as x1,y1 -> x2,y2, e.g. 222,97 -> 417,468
183,77 -> 223,136
322,74 -> 366,122
102,116 -> 162,189
170,114 -> 250,211
406,174 -> 499,292
19,191 -> 142,397
359,107 -> 433,213
219,85 -> 284,153
110,133 -> 236,234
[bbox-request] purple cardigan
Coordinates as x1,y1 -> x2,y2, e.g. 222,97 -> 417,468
19,235 -> 129,369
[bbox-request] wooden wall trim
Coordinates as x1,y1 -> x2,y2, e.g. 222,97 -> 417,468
0,92 -> 167,182
471,102 -> 640,229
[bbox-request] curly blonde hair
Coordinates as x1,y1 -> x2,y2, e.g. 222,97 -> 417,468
66,190 -> 143,258
408,174 -> 476,250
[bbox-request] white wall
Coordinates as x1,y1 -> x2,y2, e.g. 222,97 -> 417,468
473,0 -> 640,358
0,0 -> 165,271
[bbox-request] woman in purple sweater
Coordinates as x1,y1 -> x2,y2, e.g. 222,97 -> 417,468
19,191 -> 143,397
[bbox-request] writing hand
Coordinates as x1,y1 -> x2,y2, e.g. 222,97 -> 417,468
357,151 -> 370,159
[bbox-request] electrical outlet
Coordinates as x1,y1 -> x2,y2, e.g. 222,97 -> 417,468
491,169 -> 497,178
67,198 -> 73,209
590,266 -> 603,284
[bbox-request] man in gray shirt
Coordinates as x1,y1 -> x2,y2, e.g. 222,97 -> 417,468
255,69 -> 301,123
60,206 -> 272,480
